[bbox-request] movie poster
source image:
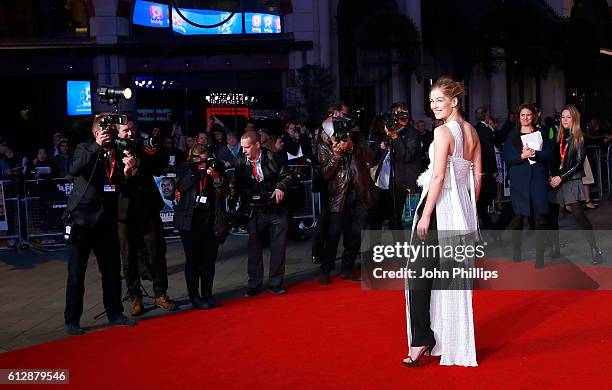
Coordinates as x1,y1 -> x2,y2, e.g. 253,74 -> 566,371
0,182 -> 7,231
154,175 -> 178,223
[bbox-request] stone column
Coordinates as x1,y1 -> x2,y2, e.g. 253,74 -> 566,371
490,47 -> 508,122
404,0 -> 425,120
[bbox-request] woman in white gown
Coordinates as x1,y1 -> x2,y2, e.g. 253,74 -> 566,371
403,77 -> 482,367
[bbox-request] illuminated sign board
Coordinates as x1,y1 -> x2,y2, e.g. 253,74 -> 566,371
244,13 -> 282,34
172,8 -> 242,35
67,81 -> 92,116
133,0 -> 170,28
132,3 -> 281,35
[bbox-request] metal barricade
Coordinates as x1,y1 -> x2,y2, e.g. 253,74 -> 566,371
586,145 -> 602,202
23,178 -> 71,249
0,180 -> 22,250
287,164 -> 318,228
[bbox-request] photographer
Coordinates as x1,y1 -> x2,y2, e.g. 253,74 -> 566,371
174,144 -> 229,309
116,117 -> 177,317
64,113 -> 137,335
317,114 -> 378,285
312,102 -> 349,264
230,131 -> 295,297
370,102 -> 421,231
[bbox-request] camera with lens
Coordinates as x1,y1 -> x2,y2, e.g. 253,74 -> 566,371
248,189 -> 275,208
97,113 -> 127,150
332,117 -> 354,142
191,155 -> 225,175
115,136 -> 161,154
384,111 -> 410,131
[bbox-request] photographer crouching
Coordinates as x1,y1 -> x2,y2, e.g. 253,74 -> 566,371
63,113 -> 137,335
317,116 -> 378,285
230,131 -> 295,297
116,116 -> 177,316
174,144 -> 229,309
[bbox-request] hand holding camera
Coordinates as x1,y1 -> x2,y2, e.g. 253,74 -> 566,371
122,151 -> 137,177
95,128 -> 112,147
270,188 -> 285,204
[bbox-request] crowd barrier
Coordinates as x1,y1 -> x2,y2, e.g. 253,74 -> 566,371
286,163 -> 319,228
0,180 -> 22,250
23,178 -> 71,249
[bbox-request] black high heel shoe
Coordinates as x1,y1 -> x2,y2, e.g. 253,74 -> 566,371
402,345 -> 434,367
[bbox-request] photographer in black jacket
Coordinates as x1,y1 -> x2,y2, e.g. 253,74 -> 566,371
116,117 -> 177,316
175,144 -> 229,309
370,102 -> 421,231
63,113 -> 137,335
230,131 -> 294,297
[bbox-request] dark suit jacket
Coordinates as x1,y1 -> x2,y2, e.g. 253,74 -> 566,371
503,128 -> 553,216
65,141 -> 126,228
174,163 -> 229,233
371,125 -> 421,190
317,131 -> 379,213
475,122 -> 498,176
230,147 -> 294,212
117,147 -> 165,221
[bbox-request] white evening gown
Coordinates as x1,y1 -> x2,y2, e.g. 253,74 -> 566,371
405,120 -> 478,367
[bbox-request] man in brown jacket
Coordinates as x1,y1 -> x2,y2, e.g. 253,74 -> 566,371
317,122 -> 378,285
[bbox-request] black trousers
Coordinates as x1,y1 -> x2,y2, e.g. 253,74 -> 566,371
369,186 -> 408,231
476,176 -> 496,230
64,214 -> 123,324
180,224 -> 219,300
509,214 -> 548,267
311,187 -> 329,260
407,201 -> 438,347
320,190 -> 368,275
548,202 -> 596,249
247,207 -> 288,288
118,213 -> 169,299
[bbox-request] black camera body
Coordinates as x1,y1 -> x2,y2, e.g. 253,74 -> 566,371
97,114 -> 129,151
98,114 -> 127,130
248,190 -> 275,208
191,155 -> 225,175
115,136 -> 160,154
384,111 -> 410,131
332,117 -> 354,142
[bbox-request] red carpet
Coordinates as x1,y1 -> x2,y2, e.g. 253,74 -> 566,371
1,279 -> 612,388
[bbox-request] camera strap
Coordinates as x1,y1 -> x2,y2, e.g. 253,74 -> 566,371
198,175 -> 208,195
104,149 -> 116,184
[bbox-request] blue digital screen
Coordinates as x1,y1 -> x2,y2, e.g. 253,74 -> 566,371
244,13 -> 281,34
133,0 -> 170,28
172,8 -> 242,35
67,81 -> 92,116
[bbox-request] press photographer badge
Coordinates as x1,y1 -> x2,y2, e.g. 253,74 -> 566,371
104,184 -> 116,192
195,196 -> 207,204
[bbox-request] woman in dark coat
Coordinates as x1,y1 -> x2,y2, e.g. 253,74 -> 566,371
503,103 -> 552,268
174,144 -> 229,309
548,104 -> 603,264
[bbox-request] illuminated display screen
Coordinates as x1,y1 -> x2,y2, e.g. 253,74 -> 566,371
133,0 -> 170,28
66,81 -> 92,116
244,13 -> 282,34
133,3 -> 282,35
172,8 -> 243,35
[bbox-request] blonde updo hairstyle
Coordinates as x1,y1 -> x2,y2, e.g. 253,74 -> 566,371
431,76 -> 465,107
